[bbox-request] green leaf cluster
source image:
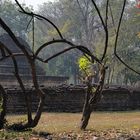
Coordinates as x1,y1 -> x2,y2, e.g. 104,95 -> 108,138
78,55 -> 93,77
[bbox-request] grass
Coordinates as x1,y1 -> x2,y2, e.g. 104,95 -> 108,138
1,111 -> 140,139
8,111 -> 140,132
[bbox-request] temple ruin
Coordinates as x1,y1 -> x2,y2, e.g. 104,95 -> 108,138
0,34 -> 140,113
0,34 -> 68,87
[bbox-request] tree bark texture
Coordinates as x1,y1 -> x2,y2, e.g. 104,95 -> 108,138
80,77 -> 92,130
80,66 -> 106,130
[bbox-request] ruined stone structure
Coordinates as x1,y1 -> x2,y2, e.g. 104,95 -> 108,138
1,34 -> 140,113
0,34 -> 44,75
6,86 -> 140,113
0,34 -> 69,87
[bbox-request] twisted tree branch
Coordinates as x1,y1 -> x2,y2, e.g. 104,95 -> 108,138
114,0 -> 140,75
15,0 -> 63,39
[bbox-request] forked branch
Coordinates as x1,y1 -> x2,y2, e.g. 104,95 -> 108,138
114,0 -> 140,75
91,0 -> 109,62
15,0 -> 63,39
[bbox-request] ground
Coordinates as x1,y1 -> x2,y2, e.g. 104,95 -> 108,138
0,111 -> 140,139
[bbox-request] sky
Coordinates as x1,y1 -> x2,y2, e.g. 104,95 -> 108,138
11,0 -> 136,10
13,0 -> 56,10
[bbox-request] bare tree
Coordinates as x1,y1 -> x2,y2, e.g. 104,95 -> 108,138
0,40 -> 23,128
0,0 -> 139,131
0,0 -> 101,130
80,0 -> 140,130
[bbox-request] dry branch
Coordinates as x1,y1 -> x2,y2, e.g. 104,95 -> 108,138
15,0 -> 63,39
113,0 -> 140,75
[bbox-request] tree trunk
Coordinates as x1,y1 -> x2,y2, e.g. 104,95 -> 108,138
80,79 -> 92,130
80,103 -> 92,130
0,85 -> 7,129
107,67 -> 111,85
25,93 -> 33,125
31,89 -> 45,127
21,89 -> 45,129
80,66 -> 106,130
11,89 -> 45,130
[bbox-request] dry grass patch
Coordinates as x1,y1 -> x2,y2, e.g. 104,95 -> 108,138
6,111 -> 140,133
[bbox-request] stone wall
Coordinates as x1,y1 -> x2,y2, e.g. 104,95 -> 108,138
0,74 -> 69,88
96,88 -> 140,111
5,86 -> 140,113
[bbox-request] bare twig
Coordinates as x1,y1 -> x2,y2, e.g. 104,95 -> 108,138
15,0 -> 63,39
34,39 -> 101,64
76,0 -> 85,19
26,16 -> 33,31
101,0 -> 109,62
105,0 -> 109,26
91,0 -> 106,31
0,18 -> 31,58
114,0 -> 140,75
44,46 -> 76,62
0,41 -> 33,124
109,2 -> 117,33
32,16 -> 35,52
0,41 -> 26,91
0,53 -> 25,61
91,0 -> 108,62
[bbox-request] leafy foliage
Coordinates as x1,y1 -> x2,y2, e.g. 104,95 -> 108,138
1,0 -> 139,85
78,55 -> 92,76
0,0 -> 32,39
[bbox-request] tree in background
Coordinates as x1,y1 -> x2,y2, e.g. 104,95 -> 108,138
0,0 -> 140,131
110,0 -> 140,85
34,0 -> 140,85
0,0 -> 32,39
0,0 -> 104,130
77,0 -> 140,130
35,0 -> 104,83
4,0 -> 136,86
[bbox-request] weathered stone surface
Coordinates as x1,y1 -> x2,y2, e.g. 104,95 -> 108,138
5,86 -> 140,113
0,34 -> 68,87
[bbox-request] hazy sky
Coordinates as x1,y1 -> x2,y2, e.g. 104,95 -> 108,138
12,0 -> 135,10
13,0 -> 56,10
